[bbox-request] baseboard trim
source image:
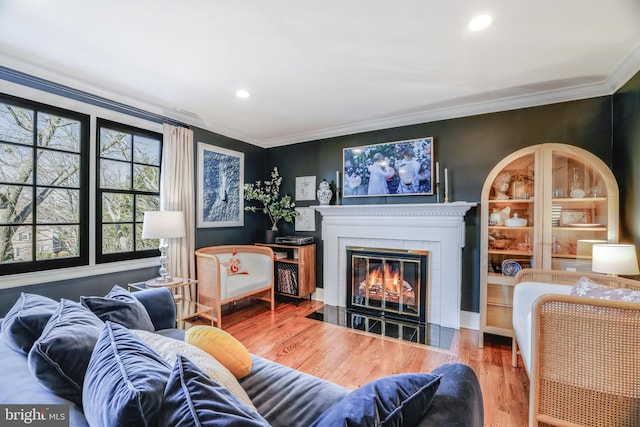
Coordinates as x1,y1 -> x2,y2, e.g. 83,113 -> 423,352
460,310 -> 479,330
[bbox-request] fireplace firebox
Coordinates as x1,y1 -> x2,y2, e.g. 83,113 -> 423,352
347,247 -> 428,324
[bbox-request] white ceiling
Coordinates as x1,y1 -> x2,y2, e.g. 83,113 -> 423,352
1,1 -> 639,148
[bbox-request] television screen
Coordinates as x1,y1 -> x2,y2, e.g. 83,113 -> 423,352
343,136 -> 433,197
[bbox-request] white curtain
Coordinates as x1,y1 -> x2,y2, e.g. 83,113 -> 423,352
161,124 -> 196,297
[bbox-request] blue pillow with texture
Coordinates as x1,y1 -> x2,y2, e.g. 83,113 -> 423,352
310,373 -> 443,427
80,285 -> 155,331
2,293 -> 59,354
159,354 -> 270,427
82,322 -> 171,427
27,299 -> 104,405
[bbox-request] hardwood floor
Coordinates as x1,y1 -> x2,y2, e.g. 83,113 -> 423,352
214,299 -> 530,427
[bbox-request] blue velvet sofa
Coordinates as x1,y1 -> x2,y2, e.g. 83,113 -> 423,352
0,286 -> 483,426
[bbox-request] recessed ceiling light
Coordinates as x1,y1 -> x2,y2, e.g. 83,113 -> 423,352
468,14 -> 492,31
236,89 -> 250,99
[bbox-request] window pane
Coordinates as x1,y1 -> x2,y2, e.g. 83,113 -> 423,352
136,223 -> 157,251
133,164 -> 159,192
0,103 -> 34,145
36,225 -> 79,259
100,159 -> 131,189
100,128 -> 131,161
0,185 -> 33,224
102,223 -> 133,254
135,195 -> 160,221
36,188 -> 79,223
0,143 -> 33,184
133,135 -> 160,165
1,225 -> 33,262
37,113 -> 81,152
102,192 -> 133,222
36,150 -> 80,188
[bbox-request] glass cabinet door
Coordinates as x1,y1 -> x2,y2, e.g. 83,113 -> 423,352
486,153 -> 537,278
541,146 -> 618,271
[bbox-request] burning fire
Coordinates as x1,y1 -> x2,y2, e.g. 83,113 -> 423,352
368,263 -> 402,295
360,263 -> 415,306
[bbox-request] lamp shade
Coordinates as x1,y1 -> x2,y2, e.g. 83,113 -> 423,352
142,211 -> 186,239
592,244 -> 640,275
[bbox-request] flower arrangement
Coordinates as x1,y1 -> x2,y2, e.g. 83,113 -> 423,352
244,167 -> 298,231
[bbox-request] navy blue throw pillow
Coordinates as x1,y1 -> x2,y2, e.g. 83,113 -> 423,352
2,293 -> 59,354
82,322 -> 171,427
27,299 -> 104,405
159,354 -> 270,427
80,285 -> 155,331
311,373 -> 443,427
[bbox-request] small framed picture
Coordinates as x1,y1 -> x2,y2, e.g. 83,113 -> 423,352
294,207 -> 315,231
560,209 -> 592,226
295,176 -> 316,201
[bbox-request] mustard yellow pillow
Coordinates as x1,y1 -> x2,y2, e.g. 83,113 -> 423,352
185,325 -> 252,379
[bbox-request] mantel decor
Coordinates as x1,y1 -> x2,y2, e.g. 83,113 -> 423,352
343,136 -> 434,197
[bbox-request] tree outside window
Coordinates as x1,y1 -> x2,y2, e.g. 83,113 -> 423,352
97,119 -> 161,262
0,96 -> 88,273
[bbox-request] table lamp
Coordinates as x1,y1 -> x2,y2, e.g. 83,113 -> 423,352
142,210 -> 186,284
591,244 -> 640,277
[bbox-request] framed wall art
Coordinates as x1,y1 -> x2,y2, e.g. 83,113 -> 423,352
197,142 -> 244,228
295,176 -> 316,201
343,136 -> 433,197
294,207 -> 315,231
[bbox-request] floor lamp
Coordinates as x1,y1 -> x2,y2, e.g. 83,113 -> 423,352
591,244 -> 640,277
142,210 -> 186,285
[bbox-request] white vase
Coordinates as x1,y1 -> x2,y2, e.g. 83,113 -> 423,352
317,180 -> 333,205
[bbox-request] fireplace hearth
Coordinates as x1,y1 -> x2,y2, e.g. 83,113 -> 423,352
347,246 -> 428,324
306,305 -> 454,350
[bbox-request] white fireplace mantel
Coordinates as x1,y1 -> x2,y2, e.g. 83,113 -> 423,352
313,202 -> 476,329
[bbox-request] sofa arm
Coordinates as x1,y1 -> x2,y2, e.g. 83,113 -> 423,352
132,287 -> 176,331
421,363 -> 483,427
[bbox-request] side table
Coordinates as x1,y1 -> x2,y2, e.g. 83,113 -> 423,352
128,277 -> 214,329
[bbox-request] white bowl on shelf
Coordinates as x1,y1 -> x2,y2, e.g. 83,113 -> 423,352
505,214 -> 527,227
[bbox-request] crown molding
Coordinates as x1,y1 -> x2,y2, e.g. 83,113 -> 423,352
2,44 -> 638,150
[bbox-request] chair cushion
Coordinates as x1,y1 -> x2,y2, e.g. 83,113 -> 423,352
310,373 -> 443,427
571,276 -> 640,302
2,293 -> 59,354
27,299 -> 104,405
82,322 -> 171,427
159,355 -> 270,427
185,325 -> 252,379
223,274 -> 271,299
80,285 -> 155,331
133,329 -> 254,409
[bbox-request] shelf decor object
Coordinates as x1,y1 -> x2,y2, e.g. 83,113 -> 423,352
479,143 -> 619,348
142,210 -> 186,285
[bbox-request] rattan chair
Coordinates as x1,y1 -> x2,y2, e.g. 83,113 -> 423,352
515,269 -> 640,426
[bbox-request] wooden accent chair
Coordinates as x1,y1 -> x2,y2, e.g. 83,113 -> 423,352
513,269 -> 640,427
195,245 -> 274,328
